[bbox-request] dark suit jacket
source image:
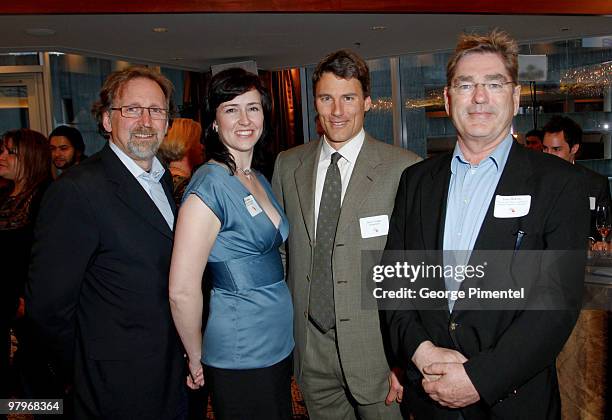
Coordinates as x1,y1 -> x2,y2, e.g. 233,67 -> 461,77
575,163 -> 612,239
385,142 -> 589,419
27,144 -> 185,420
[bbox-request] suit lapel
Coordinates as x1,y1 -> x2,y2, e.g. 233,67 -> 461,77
473,142 -> 532,251
294,140 -> 321,243
161,169 -> 178,216
421,154 -> 452,250
337,135 -> 379,235
101,144 -> 174,240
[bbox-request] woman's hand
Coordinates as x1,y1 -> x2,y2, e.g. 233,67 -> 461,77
187,357 -> 205,389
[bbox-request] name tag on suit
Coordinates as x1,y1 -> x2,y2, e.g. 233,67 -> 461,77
360,215 -> 389,238
589,196 -> 596,210
494,195 -> 531,218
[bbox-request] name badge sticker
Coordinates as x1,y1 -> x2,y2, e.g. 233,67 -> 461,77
244,194 -> 263,217
359,215 -> 389,238
493,195 -> 531,218
589,196 -> 596,211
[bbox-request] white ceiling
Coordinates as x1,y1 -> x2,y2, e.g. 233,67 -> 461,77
0,14 -> 611,71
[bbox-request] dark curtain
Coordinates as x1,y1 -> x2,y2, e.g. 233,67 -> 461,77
260,68 -> 303,179
181,70 -> 210,123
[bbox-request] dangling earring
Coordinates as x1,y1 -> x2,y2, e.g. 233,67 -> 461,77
212,123 -> 218,133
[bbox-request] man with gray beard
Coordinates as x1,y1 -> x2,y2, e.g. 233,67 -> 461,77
27,67 -> 186,419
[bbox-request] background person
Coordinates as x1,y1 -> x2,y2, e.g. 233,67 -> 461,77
157,117 -> 204,206
542,115 -> 612,247
0,129 -> 51,403
169,68 -> 294,420
524,128 -> 543,151
48,125 -> 86,177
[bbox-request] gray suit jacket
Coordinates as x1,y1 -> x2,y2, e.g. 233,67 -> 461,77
272,134 -> 421,404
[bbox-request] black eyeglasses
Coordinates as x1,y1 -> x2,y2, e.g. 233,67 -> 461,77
110,106 -> 169,120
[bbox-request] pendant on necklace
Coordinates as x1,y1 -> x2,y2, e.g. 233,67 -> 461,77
239,167 -> 253,180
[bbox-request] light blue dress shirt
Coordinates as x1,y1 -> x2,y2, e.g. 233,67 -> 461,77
108,140 -> 174,230
443,135 -> 513,309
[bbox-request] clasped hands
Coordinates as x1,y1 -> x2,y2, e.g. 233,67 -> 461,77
411,341 -> 480,408
186,355 -> 205,389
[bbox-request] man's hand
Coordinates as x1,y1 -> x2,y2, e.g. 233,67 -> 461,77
385,367 -> 404,405
422,363 -> 480,408
412,341 -> 467,381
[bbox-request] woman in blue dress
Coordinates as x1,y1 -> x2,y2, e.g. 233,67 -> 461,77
169,68 -> 294,420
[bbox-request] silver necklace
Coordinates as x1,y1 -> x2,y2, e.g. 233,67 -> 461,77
237,167 -> 253,179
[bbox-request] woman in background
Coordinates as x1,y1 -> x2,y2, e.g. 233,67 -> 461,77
0,129 -> 51,401
169,68 -> 293,420
157,118 -> 204,206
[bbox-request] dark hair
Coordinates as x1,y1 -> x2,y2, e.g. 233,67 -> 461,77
49,125 -> 86,156
204,68 -> 271,174
312,49 -> 370,98
543,115 -> 583,147
525,129 -> 544,140
91,66 -> 175,139
1,128 -> 51,194
447,29 -> 519,86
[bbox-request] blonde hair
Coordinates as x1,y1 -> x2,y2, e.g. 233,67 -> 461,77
158,118 -> 203,165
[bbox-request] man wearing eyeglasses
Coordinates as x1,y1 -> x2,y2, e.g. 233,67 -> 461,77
384,31 -> 588,418
27,67 -> 186,419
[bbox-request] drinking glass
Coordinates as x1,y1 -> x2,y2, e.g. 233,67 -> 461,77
595,205 -> 611,256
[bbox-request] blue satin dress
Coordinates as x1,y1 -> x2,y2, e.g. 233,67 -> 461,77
183,162 -> 294,370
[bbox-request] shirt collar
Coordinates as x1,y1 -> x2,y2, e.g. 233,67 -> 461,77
321,128 -> 365,164
450,134 -> 513,174
108,140 -> 165,182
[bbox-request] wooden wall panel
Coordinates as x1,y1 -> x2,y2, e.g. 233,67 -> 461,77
2,0 -> 611,15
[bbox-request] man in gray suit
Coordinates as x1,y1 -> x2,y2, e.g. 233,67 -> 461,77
272,50 -> 421,419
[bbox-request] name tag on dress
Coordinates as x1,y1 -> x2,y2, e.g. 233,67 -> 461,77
244,195 -> 263,217
360,215 -> 389,238
493,195 -> 531,218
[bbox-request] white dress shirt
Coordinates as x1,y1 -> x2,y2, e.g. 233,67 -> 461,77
109,140 -> 174,230
314,129 -> 365,235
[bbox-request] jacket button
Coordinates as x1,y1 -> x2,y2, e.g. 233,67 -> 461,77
303,311 -> 308,319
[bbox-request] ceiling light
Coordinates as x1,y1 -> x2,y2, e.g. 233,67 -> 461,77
370,26 -> 386,31
25,28 -> 56,36
152,27 -> 168,33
